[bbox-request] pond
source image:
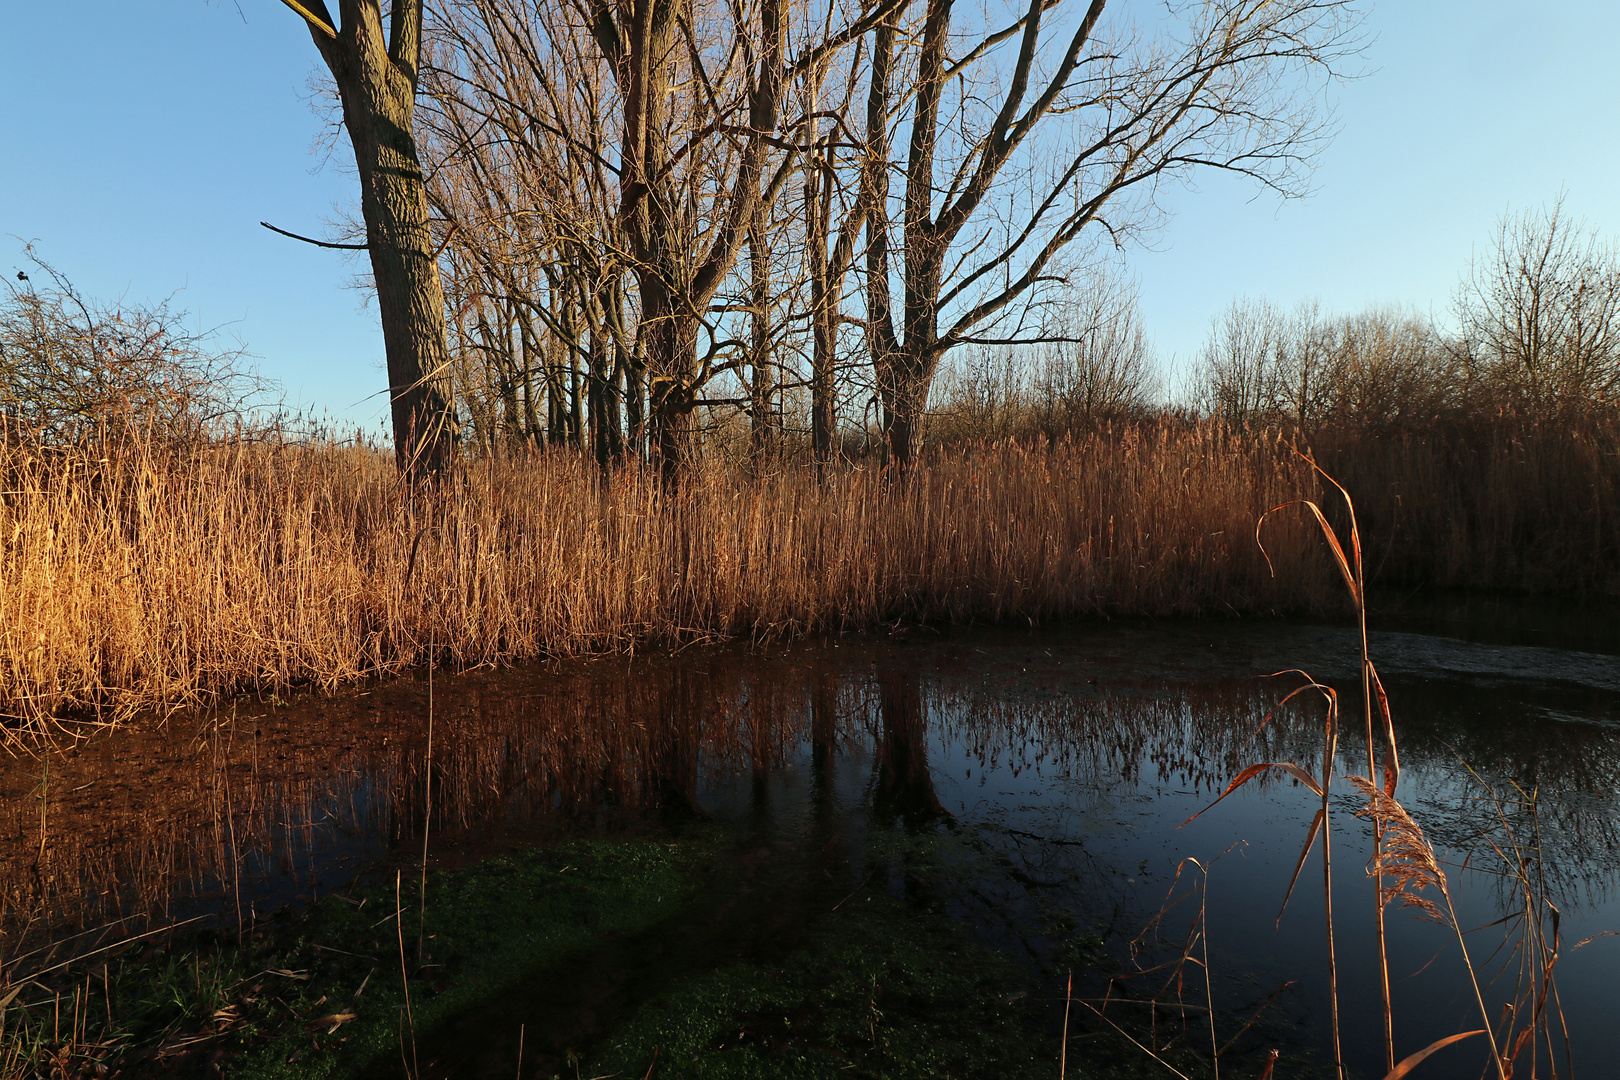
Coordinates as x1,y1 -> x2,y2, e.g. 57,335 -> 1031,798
3,593 -> 1618,1078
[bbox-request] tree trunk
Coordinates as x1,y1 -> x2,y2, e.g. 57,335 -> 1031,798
642,282 -> 702,481
748,219 -> 776,468
307,1 -> 458,477
587,284 -> 622,466
876,356 -> 932,468
805,65 -> 836,469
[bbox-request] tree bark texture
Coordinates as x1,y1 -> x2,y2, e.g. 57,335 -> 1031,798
296,0 -> 459,476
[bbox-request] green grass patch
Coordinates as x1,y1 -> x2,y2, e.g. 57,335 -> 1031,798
1,824 -> 1174,1079
583,889 -> 1056,1080
0,836 -> 707,1078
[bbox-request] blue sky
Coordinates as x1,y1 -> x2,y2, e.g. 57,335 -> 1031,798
4,2 -> 1618,422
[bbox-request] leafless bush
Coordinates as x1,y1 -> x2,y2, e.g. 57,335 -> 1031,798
1029,275 -> 1160,429
1193,298 -> 1456,432
928,346 -> 1030,444
929,274 -> 1160,443
1454,199 -> 1620,416
0,254 -> 274,445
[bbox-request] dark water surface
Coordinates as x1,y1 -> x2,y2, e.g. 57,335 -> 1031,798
4,600 -> 1618,1078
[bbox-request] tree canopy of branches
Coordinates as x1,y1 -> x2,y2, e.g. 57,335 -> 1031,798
1455,199 -> 1620,413
415,0 -> 1360,473
861,0 -> 1362,464
423,0 -> 907,478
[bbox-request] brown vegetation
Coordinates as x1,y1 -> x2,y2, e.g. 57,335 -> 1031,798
0,422 -> 1335,733
3,402 -> 1618,736
0,257 -> 269,444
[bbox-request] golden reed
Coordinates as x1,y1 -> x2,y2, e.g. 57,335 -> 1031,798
4,411 -> 1615,735
0,422 -> 1335,732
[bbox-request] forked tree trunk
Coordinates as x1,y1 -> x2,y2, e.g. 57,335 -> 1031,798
641,284 -> 702,481
877,362 -> 931,468
298,1 -> 458,476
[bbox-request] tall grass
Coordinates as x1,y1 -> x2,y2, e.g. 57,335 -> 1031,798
1314,416 -> 1620,597
0,423 -> 1332,733
3,405 -> 1616,736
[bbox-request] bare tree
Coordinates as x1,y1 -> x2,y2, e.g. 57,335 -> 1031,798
421,0 -> 639,463
278,0 -> 460,475
927,271 -> 1156,440
579,0 -> 788,476
800,36 -> 872,466
861,0 -> 1362,466
1029,271 -> 1157,427
1195,296 -> 1453,432
1195,295 -> 1296,423
1455,199 -> 1620,414
580,0 -> 910,477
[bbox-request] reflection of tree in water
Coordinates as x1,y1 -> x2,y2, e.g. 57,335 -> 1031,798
811,670 -> 837,788
653,670 -> 706,817
5,632 -> 1618,945
1382,678 -> 1620,908
872,669 -> 952,826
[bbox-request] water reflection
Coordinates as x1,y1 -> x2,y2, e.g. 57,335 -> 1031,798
2,618 -> 1617,1077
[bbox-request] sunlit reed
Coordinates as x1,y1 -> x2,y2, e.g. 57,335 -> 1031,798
0,423 -> 1334,734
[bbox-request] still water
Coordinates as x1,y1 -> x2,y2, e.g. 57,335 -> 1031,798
3,596 -> 1617,1078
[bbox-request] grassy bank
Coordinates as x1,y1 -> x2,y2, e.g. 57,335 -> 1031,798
0,829 -> 1080,1079
3,415 -> 1616,733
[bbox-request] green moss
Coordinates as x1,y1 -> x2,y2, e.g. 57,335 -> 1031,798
2,826 -> 1158,1079
0,836 -> 707,1078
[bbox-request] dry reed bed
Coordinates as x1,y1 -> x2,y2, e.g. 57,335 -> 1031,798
1318,420 -> 1620,595
0,426 -> 1332,729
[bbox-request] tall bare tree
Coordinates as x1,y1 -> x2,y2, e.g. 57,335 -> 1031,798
422,0 -> 639,462
581,0 -> 907,476
801,38 -> 870,466
279,0 -> 460,475
581,0 -> 789,475
862,0 -> 1361,465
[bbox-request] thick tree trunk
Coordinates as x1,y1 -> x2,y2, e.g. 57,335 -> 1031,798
642,283 -> 702,481
863,21 -> 905,467
308,2 -> 458,477
876,356 -> 931,468
591,0 -> 785,481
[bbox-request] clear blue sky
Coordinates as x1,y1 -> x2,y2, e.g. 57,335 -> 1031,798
4,3 -> 1618,422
